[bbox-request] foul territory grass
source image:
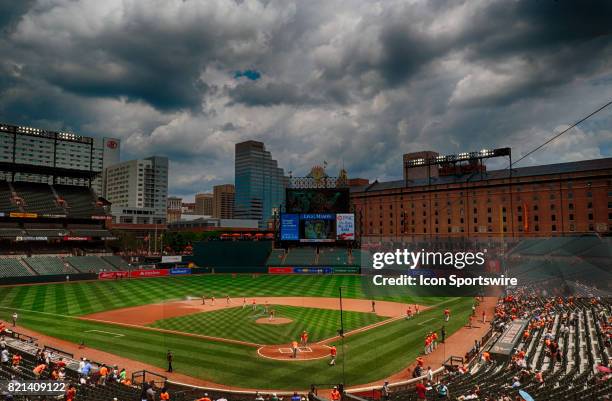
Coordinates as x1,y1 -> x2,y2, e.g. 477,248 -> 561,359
149,305 -> 386,344
0,275 -> 474,389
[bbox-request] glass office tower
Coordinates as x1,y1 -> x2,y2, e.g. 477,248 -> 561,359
234,141 -> 287,229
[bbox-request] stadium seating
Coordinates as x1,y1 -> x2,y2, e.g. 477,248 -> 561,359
283,247 -> 316,265
0,258 -> 33,277
384,296 -> 611,401
102,255 -> 131,270
317,248 -> 350,265
65,256 -> 116,273
54,184 -> 106,218
0,180 -> 20,213
266,249 -> 286,265
11,181 -> 66,216
23,256 -> 78,275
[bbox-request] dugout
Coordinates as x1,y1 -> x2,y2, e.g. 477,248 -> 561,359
192,240 -> 272,273
488,319 -> 528,361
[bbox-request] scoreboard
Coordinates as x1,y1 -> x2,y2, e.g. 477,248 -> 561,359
282,188 -> 354,243
280,213 -> 355,242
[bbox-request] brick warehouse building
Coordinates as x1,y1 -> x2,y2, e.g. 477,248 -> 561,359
350,155 -> 612,239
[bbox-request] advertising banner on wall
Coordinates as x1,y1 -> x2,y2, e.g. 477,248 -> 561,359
162,255 -> 182,263
98,271 -> 129,280
335,213 -> 355,240
268,267 -> 294,274
169,267 -> 191,275
130,269 -> 170,278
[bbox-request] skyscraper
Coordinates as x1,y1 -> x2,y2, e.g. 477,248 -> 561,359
234,141 -> 287,228
212,184 -> 235,219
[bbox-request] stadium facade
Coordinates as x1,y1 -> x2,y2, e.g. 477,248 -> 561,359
234,140 -> 288,228
0,122 -> 120,195
351,156 -> 612,238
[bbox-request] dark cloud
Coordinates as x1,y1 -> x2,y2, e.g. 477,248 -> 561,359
0,0 -> 610,197
227,81 -> 317,106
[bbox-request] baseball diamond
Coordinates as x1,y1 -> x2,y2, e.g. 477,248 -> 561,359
0,274 -> 477,390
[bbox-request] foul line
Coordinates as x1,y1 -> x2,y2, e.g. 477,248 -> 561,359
84,329 -> 125,337
417,318 -> 436,326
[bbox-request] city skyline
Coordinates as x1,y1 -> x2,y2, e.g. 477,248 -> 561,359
0,0 -> 611,200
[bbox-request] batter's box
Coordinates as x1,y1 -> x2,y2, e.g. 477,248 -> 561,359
298,347 -> 313,353
278,348 -> 293,354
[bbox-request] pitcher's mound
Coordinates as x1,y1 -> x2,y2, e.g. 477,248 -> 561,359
255,317 -> 293,325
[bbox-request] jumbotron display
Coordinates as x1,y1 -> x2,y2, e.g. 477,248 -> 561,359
282,188 -> 354,242
280,213 -> 355,242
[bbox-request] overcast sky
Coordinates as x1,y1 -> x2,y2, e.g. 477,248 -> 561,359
1,0 -> 611,200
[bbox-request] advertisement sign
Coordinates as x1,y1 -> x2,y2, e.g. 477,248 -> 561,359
332,266 -> 360,274
10,212 -> 38,218
162,255 -> 182,264
293,267 -> 333,274
268,267 -> 294,274
98,271 -> 129,280
129,269 -> 170,278
91,215 -> 112,220
335,213 -> 355,240
280,214 -> 299,241
16,236 -> 47,241
170,267 -> 191,275
63,236 -> 91,241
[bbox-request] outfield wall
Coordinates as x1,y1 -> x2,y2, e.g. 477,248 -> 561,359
192,241 -> 273,272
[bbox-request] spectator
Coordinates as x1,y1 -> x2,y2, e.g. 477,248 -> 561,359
160,387 -> 170,401
330,386 -> 341,401
1,347 -> 9,366
415,380 -> 427,400
65,383 -> 77,401
291,392 -> 301,401
381,381 -> 390,401
254,392 -> 264,401
146,380 -> 156,401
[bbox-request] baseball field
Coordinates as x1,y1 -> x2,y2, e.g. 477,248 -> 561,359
0,274 -> 475,390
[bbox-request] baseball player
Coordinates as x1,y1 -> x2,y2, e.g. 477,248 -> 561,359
444,308 -> 450,322
291,340 -> 299,358
269,308 -> 275,321
252,299 -> 257,311
300,330 -> 309,346
329,345 -> 337,366
211,296 -> 215,306
242,297 -> 247,309
202,295 -> 206,305
226,295 -> 231,305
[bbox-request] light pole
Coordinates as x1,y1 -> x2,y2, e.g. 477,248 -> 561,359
338,286 -> 346,387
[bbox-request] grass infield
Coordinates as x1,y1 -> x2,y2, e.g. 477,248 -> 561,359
149,305 -> 387,344
0,274 -> 474,389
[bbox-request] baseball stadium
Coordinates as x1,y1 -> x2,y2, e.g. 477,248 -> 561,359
0,127 -> 610,401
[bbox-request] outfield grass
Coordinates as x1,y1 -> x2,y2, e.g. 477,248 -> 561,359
0,275 -> 474,389
149,305 -> 386,344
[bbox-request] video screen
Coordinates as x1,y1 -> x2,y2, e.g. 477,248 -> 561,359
280,213 -> 355,242
302,219 -> 334,240
286,189 -> 350,213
